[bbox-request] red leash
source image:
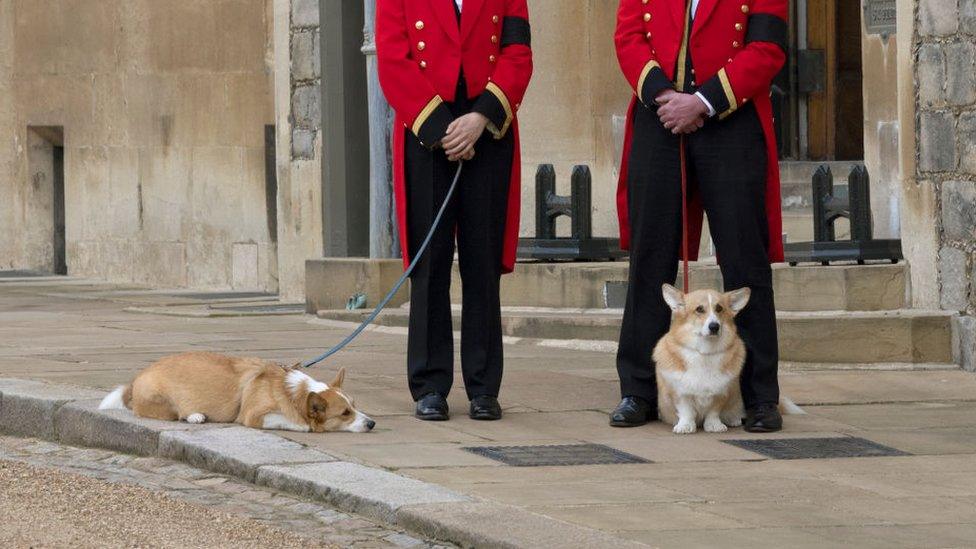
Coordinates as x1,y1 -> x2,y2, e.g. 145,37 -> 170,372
679,136 -> 690,294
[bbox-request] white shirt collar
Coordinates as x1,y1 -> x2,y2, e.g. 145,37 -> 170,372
455,0 -> 462,11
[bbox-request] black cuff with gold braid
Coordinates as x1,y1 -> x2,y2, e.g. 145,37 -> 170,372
413,96 -> 454,149
473,88 -> 508,134
637,61 -> 672,106
475,82 -> 513,139
698,68 -> 738,119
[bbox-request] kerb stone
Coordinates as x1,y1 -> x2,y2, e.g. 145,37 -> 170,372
0,379 -> 103,439
397,501 -> 648,549
159,426 -> 335,482
54,399 -> 219,456
255,461 -> 470,524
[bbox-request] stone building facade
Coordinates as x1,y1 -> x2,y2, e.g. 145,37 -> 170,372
910,0 -> 976,367
0,0 -> 277,289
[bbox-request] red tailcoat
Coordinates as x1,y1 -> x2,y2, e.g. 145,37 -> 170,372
376,0 -> 533,273
615,0 -> 787,263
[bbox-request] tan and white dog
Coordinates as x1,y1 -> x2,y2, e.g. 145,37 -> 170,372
652,284 -> 752,435
98,352 -> 374,433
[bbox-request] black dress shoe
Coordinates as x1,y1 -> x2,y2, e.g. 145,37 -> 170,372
609,396 -> 657,427
744,403 -> 783,433
415,393 -> 449,421
469,395 -> 502,421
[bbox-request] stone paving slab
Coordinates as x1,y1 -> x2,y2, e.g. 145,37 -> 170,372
159,426 -> 337,481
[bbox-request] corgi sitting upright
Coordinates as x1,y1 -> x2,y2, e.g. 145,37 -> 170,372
98,352 -> 374,433
653,284 -> 751,435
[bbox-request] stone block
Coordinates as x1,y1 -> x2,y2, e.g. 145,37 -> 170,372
958,315 -> 976,371
0,380 -> 103,439
939,247 -> 970,310
917,44 -> 945,108
158,427 -> 335,482
919,111 -> 957,172
231,242 -> 259,290
305,258 -> 409,313
397,501 -> 646,549
962,0 -> 976,33
919,0 -> 960,36
945,42 -> 976,106
291,30 -> 319,82
291,84 -> 320,129
291,128 -> 317,160
959,112 -> 976,175
254,461 -> 469,524
941,180 -> 976,241
291,0 -> 319,28
54,399 -> 217,456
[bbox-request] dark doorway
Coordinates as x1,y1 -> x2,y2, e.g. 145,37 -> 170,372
320,0 -> 370,257
26,126 -> 66,275
264,125 -> 278,244
52,145 -> 66,275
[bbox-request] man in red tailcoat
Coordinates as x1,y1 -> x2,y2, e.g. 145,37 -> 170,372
610,0 -> 788,432
376,0 -> 532,421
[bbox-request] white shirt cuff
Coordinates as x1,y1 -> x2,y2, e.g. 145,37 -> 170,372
695,92 -> 716,117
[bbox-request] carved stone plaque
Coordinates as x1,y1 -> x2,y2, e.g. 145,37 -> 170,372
864,0 -> 896,35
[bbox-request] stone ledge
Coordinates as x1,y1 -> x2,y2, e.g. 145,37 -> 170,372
0,379 -> 104,439
255,461 -> 470,524
397,501 -> 649,549
54,399 -> 222,456
159,426 -> 336,482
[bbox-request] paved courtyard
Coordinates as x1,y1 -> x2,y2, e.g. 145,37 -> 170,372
3,276 -> 976,548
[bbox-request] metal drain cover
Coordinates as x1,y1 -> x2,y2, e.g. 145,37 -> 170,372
723,437 -> 909,460
464,444 -> 649,467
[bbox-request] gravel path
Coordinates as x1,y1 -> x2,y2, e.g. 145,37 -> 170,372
0,436 -> 450,549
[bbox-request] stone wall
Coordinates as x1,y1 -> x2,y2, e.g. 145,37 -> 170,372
0,0 -> 276,289
272,0 -> 324,300
912,0 -> 976,368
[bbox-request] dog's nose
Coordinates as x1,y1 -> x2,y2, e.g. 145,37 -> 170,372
708,322 -> 720,334
365,419 -> 376,431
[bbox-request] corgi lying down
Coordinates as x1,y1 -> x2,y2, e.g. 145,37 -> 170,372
99,352 -> 374,433
653,284 -> 801,434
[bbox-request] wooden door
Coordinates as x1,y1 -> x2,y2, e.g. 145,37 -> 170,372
805,0 -> 863,160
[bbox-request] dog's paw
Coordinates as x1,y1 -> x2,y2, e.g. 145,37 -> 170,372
185,413 -> 206,424
722,416 -> 743,428
704,418 -> 728,433
673,421 -> 697,434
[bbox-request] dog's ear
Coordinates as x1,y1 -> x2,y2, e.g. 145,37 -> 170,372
306,392 -> 327,415
330,367 -> 346,389
727,287 -> 751,314
662,284 -> 685,311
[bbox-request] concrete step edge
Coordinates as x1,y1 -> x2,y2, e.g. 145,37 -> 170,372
0,378 -> 646,549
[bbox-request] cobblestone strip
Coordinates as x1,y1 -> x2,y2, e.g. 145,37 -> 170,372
0,435 -> 453,549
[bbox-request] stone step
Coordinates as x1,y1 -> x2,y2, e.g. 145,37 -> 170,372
316,308 -> 955,365
451,262 -> 906,311
306,259 -> 905,315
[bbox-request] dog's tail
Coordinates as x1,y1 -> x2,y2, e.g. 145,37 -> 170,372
778,395 -> 805,415
98,384 -> 132,410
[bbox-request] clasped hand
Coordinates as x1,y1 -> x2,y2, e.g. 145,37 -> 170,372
440,112 -> 488,162
656,90 -> 708,135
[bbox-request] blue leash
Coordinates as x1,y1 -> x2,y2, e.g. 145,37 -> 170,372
302,161 -> 464,368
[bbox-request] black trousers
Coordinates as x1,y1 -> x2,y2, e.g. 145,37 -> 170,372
403,98 -> 514,401
616,101 -> 780,409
